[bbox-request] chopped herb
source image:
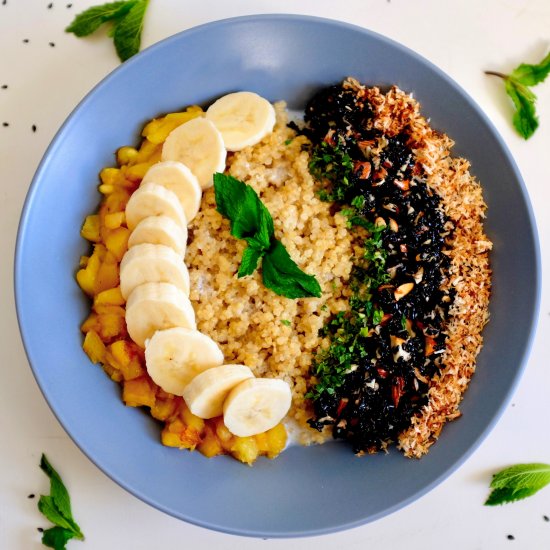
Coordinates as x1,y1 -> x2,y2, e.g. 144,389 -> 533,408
284,138 -> 293,145
65,0 -> 149,62
38,454 -> 84,549
486,51 -> 550,139
485,463 -> 550,505
280,319 -> 291,327
213,173 -> 321,299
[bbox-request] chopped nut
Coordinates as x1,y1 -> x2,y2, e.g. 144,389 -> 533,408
374,216 -> 387,228
413,267 -> 424,283
394,282 -> 414,300
388,218 -> 399,232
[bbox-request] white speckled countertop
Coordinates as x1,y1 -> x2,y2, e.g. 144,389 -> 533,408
1,1 -> 549,548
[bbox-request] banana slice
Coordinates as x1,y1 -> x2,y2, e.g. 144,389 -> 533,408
125,182 -> 186,231
125,282 -> 196,348
127,215 -> 188,256
205,91 -> 276,151
119,243 -> 190,300
144,327 -> 224,396
161,117 -> 226,190
182,364 -> 254,419
223,378 -> 292,437
141,161 -> 202,222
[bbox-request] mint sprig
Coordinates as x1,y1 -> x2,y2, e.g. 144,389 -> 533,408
486,51 -> 550,139
485,463 -> 550,506
66,0 -> 149,62
38,454 -> 84,549
213,173 -> 321,299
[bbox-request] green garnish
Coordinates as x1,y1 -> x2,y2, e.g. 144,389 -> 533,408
486,51 -> 550,139
38,454 -> 84,549
213,173 -> 321,299
280,319 -> 291,327
485,463 -> 550,506
65,0 -> 150,62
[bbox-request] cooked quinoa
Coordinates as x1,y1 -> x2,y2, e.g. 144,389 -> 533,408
186,86 -> 491,455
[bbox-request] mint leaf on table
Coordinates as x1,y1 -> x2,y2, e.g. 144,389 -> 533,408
66,0 -> 149,62
486,51 -> 550,139
213,173 -> 321,298
113,0 -> 149,62
38,454 -> 84,549
485,463 -> 550,505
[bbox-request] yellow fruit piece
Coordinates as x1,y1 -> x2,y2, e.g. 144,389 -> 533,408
197,424 -> 223,458
117,146 -> 139,166
179,402 -> 205,434
151,396 -> 178,421
123,377 -> 156,408
82,330 -> 106,364
95,305 -> 126,341
103,361 -> 123,382
100,167 -> 123,187
231,436 -> 259,465
104,226 -> 130,261
126,162 -> 153,182
104,211 -> 125,230
79,255 -> 89,268
265,423 -> 287,459
108,340 -> 144,380
162,418 -> 202,449
134,140 -> 162,164
81,312 -> 99,334
76,245 -> 104,296
142,108 -> 203,145
80,214 -> 101,242
254,432 -> 269,454
161,430 -> 184,448
94,286 -> 125,307
95,251 -> 120,293
98,184 -> 115,195
214,417 -> 235,452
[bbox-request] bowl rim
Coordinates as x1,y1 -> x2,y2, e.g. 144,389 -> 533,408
14,13 -> 542,538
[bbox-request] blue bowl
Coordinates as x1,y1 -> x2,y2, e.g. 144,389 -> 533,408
15,15 -> 540,537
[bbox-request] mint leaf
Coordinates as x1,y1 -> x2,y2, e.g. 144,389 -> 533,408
238,246 -> 264,278
262,240 -> 322,299
510,51 -> 550,86
485,463 -> 550,505
41,526 -> 76,550
65,0 -> 136,36
113,0 -> 149,62
505,79 -> 539,139
280,319 -> 291,327
38,455 -> 84,547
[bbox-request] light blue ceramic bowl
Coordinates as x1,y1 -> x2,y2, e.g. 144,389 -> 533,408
15,15 -> 540,537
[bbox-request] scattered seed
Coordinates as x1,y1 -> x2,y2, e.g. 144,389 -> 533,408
28,493 -> 35,499
2,122 -> 9,127
49,42 -> 55,47
2,0 -> 7,6
507,534 -> 515,540
47,2 -> 53,7
1,84 -> 7,89
23,38 -> 29,43
66,2 -> 72,6
37,527 -> 44,533
544,515 -> 549,522
32,124 -> 37,133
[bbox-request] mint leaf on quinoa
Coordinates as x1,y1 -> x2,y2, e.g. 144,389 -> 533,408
66,0 -> 149,62
485,463 -> 550,506
38,454 -> 84,549
486,50 -> 550,139
213,173 -> 321,299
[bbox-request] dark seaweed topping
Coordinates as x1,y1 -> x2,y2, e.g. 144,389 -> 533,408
305,81 -> 454,453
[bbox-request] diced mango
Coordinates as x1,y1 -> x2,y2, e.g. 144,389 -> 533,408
104,226 -> 130,261
141,108 -> 202,145
102,361 -> 123,382
94,286 -> 125,307
231,436 -> 259,465
214,417 -> 235,452
100,167 -> 122,187
161,430 -> 184,448
76,246 -> 103,296
95,305 -> 126,341
125,162 -> 153,182
116,146 -> 139,166
179,402 -> 205,434
82,330 -> 106,364
151,397 -> 178,421
81,214 -> 101,242
95,253 -> 119,293
123,377 -> 156,408
265,424 -> 287,459
134,138 -> 161,163
104,211 -> 125,230
197,424 -> 223,458
81,312 -> 99,334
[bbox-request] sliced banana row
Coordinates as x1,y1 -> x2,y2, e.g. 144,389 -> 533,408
121,91 -> 288,438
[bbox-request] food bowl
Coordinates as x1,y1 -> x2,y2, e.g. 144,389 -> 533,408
15,14 -> 540,537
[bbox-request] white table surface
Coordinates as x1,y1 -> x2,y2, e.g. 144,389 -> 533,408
1,0 -> 549,548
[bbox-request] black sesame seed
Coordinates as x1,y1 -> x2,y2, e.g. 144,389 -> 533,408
28,493 -> 35,499
2,122 -> 9,127
37,527 -> 44,533
507,534 -> 515,540
1,85 -> 7,89
49,42 -> 55,47
544,515 -> 549,522
23,38 -> 29,43
2,0 -> 7,6
66,2 -> 72,6
47,2 -> 53,7
32,124 -> 37,133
